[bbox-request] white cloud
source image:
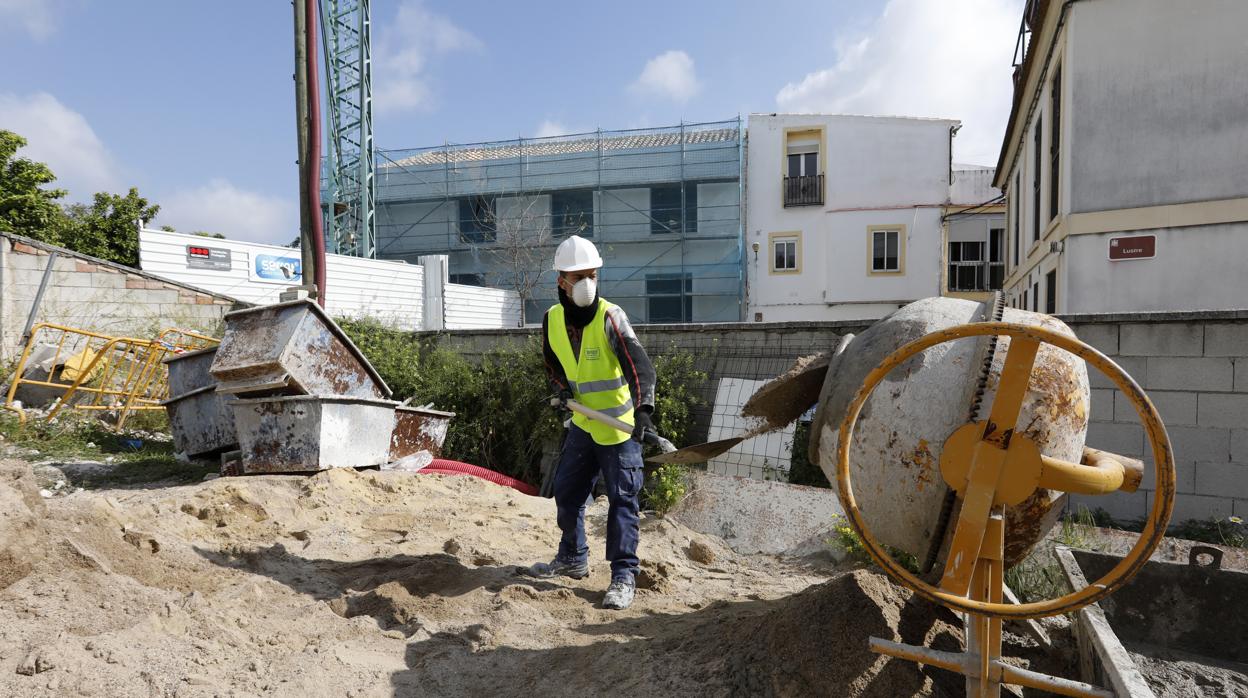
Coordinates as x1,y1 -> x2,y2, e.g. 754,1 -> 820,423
776,0 -> 1022,166
373,1 -> 481,115
533,120 -> 569,138
0,0 -> 61,40
0,91 -> 121,198
630,50 -> 700,103
157,180 -> 296,245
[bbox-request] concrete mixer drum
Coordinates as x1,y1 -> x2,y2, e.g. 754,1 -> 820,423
809,296 -> 1090,570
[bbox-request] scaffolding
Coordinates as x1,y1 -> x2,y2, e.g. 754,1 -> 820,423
372,118 -> 744,323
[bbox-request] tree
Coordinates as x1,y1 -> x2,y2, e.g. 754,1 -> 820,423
0,130 -> 68,242
192,231 -> 226,239
60,188 -> 159,268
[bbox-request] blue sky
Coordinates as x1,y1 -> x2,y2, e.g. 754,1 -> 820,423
0,0 -> 1022,244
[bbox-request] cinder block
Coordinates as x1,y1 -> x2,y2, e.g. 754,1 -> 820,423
1073,323 -> 1119,355
1145,357 -> 1234,392
1090,388 -> 1115,422
1069,491 -> 1146,523
1166,425 -> 1231,464
8,253 -> 49,272
1204,323 -> 1248,358
1119,323 -> 1203,357
1115,389 -> 1196,426
1086,421 -> 1144,457
90,272 -> 125,289
1194,462 -> 1248,499
1235,500 -> 1248,517
1237,359 -> 1248,393
1197,393 -> 1248,430
1168,494 -> 1234,524
1233,429 -> 1248,462
1090,356 -> 1146,390
52,274 -> 93,288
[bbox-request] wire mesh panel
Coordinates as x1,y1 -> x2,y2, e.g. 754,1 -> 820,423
636,324 -> 868,483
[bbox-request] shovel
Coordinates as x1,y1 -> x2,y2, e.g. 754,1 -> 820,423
557,398 -> 677,454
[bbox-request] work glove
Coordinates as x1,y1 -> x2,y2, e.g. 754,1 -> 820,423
553,388 -> 573,412
631,407 -> 654,443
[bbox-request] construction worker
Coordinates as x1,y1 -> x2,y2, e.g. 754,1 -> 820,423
527,235 -> 656,611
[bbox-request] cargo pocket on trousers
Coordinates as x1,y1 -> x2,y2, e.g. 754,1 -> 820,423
617,464 -> 643,499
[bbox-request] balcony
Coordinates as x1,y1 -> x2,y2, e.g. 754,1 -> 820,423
783,174 -> 823,207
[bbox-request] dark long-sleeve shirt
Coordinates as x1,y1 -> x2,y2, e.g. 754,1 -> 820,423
542,304 -> 656,411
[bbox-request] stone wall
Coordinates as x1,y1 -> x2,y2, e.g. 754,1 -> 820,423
0,233 -> 244,361
422,308 -> 1248,526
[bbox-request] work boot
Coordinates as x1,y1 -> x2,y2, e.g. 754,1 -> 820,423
602,577 -> 635,610
525,557 -> 589,580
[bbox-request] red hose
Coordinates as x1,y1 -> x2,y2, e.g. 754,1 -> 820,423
419,459 -> 538,496
305,0 -> 326,306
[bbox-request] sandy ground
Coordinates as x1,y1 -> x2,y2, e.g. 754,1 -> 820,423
1,454 -> 1093,697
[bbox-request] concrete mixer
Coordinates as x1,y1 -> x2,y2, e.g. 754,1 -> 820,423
651,295 -> 1176,697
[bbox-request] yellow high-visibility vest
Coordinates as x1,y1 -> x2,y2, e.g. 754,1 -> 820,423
547,299 -> 634,445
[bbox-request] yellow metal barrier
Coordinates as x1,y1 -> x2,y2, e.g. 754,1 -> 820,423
4,323 -> 220,429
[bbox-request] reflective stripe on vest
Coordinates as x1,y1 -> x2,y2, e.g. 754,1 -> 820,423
547,300 -> 634,446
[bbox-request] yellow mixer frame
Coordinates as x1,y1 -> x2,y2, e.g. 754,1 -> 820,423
836,322 -> 1176,697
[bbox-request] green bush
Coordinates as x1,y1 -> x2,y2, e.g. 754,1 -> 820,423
650,344 -> 707,446
643,462 -> 688,516
786,420 -> 831,488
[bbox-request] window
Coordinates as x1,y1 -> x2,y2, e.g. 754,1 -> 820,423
951,227 -> 1006,292
646,274 -> 693,322
871,229 -> 901,273
1046,270 -> 1057,313
458,195 -> 497,243
1049,67 -> 1061,223
1013,174 -> 1021,266
650,184 -> 697,235
948,241 -> 985,291
1032,116 -> 1042,242
787,151 -> 818,178
551,190 -> 593,238
771,234 -> 799,273
448,273 -> 485,286
989,227 -> 1005,290
1032,282 -> 1039,313
784,146 -> 823,206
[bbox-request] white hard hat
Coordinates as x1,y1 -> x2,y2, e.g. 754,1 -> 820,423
553,235 -> 603,272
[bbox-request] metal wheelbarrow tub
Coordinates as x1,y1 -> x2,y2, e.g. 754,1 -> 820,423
231,395 -> 398,473
163,346 -> 220,397
389,406 -> 456,460
210,299 -> 391,399
160,384 -> 239,458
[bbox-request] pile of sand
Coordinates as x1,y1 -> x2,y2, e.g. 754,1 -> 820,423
0,459 -> 1051,696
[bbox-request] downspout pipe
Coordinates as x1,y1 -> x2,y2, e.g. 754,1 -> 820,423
305,0 -> 327,306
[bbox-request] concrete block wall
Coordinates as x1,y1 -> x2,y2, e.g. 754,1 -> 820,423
1065,312 -> 1248,526
0,234 -> 243,361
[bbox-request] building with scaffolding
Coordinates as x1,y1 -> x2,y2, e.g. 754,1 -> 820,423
373,119 -> 744,323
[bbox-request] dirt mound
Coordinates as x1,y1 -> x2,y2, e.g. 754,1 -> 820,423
0,458 -> 1044,697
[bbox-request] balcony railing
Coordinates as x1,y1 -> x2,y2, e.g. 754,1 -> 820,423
783,174 -> 823,207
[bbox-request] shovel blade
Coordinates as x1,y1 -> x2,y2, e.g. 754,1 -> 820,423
644,436 -> 746,464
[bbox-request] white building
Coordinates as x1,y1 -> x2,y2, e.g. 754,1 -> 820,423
745,113 -> 960,322
998,0 -> 1248,314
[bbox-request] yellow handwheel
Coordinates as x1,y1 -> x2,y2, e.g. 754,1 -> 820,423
835,321 -> 1176,620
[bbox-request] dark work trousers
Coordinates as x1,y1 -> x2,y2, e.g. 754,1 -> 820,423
553,424 -> 643,582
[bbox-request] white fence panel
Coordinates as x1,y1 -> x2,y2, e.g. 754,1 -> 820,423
138,228 -> 423,330
444,283 -> 522,329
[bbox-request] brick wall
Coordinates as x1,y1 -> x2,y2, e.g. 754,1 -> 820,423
1064,312 -> 1248,524
0,234 -> 244,360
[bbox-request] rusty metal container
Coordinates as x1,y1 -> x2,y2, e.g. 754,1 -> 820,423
164,346 -> 219,396
811,297 -> 1089,567
161,385 -> 238,458
210,300 -> 391,399
231,395 -> 398,473
389,406 -> 455,460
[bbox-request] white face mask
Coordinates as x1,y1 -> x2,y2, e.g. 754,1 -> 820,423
571,277 -> 597,307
